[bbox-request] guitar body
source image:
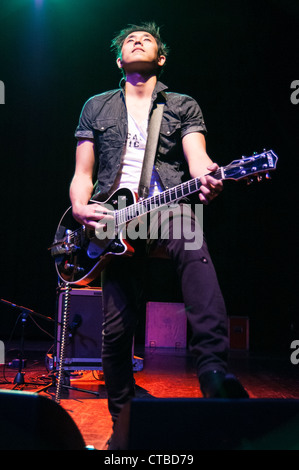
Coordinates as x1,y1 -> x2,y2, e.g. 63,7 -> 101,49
52,187 -> 136,285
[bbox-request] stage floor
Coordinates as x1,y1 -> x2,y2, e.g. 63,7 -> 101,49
0,341 -> 298,450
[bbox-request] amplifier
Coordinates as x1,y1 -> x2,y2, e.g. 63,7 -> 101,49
55,287 -> 143,372
145,302 -> 187,348
56,288 -> 103,370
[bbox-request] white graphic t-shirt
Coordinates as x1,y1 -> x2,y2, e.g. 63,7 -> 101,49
111,114 -> 163,196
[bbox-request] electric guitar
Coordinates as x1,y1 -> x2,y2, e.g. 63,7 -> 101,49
50,150 -> 278,285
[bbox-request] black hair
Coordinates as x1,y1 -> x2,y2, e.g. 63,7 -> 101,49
111,21 -> 169,62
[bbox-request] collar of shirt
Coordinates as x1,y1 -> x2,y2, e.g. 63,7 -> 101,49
119,78 -> 168,103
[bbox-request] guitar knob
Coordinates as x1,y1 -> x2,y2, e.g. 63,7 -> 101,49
64,262 -> 84,274
75,266 -> 85,273
64,262 -> 74,272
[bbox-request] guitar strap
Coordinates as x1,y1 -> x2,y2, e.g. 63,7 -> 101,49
138,92 -> 166,199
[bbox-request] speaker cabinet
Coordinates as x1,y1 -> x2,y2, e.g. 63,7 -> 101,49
55,287 -> 143,372
109,397 -> 299,450
145,302 -> 187,348
0,390 -> 85,450
56,288 -> 103,370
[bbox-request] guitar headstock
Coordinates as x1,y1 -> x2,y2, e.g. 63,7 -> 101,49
223,150 -> 278,183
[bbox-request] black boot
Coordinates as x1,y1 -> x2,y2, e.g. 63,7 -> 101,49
199,370 -> 249,399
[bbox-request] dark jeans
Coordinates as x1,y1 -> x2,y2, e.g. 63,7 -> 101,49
101,203 -> 228,424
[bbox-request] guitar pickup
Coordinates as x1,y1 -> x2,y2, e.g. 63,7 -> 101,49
49,242 -> 79,257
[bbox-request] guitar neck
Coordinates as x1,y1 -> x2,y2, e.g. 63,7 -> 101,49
115,168 -> 223,226
113,149 -> 278,227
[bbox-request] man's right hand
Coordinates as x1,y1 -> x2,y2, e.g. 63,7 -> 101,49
72,203 -> 114,229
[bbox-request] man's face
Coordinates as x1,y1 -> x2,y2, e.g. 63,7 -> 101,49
117,31 -> 165,74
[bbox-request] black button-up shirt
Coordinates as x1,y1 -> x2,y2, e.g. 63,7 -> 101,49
75,81 -> 207,199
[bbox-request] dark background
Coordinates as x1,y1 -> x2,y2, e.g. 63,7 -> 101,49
0,0 -> 298,352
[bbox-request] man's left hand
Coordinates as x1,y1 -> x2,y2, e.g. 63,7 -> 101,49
199,163 -> 223,205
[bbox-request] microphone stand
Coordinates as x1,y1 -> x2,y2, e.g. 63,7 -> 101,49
0,298 -> 54,388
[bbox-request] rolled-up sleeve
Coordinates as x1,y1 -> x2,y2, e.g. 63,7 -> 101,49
180,94 -> 207,138
74,97 -> 95,140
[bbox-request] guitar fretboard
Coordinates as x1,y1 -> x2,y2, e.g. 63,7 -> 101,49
115,168 -> 222,227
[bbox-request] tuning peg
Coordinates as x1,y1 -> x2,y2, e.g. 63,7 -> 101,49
257,175 -> 263,182
265,172 -> 271,180
246,177 -> 255,185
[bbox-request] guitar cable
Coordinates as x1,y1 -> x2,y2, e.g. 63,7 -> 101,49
55,282 -> 71,404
